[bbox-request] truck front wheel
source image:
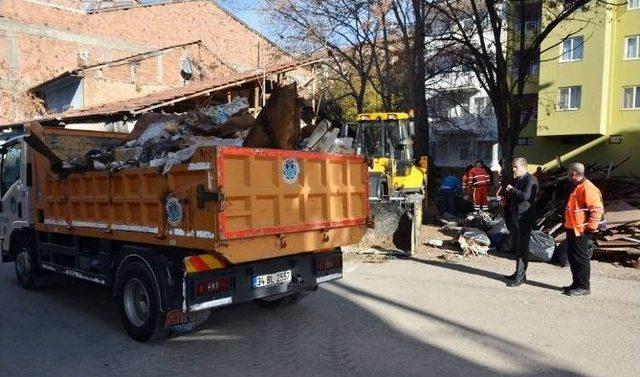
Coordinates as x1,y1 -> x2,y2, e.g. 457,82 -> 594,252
117,261 -> 162,342
14,233 -> 38,289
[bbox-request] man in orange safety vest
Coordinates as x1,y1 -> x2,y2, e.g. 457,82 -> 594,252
563,162 -> 604,297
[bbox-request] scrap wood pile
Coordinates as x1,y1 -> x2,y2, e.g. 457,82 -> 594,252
536,159 -> 640,265
432,159 -> 640,267
58,83 -> 353,174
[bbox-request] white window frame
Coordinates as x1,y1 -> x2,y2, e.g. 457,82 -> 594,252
558,86 -> 582,111
628,0 -> 640,10
625,35 -> 640,60
622,86 -> 640,110
559,36 -> 584,62
524,20 -> 540,33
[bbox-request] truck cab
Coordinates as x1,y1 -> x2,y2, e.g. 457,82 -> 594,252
0,126 -> 31,262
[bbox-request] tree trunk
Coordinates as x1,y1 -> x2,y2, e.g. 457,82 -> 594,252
410,0 -> 429,159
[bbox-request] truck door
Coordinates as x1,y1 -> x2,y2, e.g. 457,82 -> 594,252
0,141 -> 25,261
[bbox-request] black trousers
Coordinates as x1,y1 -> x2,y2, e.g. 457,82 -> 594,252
566,231 -> 593,290
509,216 -> 533,279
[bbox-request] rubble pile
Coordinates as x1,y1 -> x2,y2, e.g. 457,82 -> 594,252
431,159 -> 640,267
60,84 -> 354,174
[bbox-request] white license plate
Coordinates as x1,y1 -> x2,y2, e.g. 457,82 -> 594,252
252,270 -> 292,288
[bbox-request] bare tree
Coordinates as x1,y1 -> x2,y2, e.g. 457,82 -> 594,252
387,0 -> 433,158
427,0 -> 621,181
265,0 -> 388,114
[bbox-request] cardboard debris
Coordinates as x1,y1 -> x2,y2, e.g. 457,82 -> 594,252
243,83 -> 300,150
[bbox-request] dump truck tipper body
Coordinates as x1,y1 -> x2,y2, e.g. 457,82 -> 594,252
0,125 -> 368,340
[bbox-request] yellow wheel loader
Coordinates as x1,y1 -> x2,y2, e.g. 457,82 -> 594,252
353,112 -> 427,254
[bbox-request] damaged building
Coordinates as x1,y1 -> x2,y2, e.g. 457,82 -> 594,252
0,0 -> 292,123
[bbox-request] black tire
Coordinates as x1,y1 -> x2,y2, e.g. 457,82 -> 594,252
254,291 -> 305,309
117,261 -> 162,342
14,232 -> 39,289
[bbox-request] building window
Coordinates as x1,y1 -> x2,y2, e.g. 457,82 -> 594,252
1,143 -> 22,196
472,97 -> 493,115
525,20 -> 540,33
625,35 -> 640,59
459,146 -> 469,160
516,137 -> 534,146
623,86 -> 640,109
530,61 -> 540,75
560,36 -> 584,61
477,141 -> 494,160
558,86 -> 582,110
629,0 -> 639,10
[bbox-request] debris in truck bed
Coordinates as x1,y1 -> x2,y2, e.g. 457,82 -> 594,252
52,83 -> 355,175
243,83 -> 300,150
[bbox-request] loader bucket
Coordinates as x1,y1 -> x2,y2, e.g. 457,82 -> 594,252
361,199 -> 422,254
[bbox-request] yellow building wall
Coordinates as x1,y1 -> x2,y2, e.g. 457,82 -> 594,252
536,7 -> 607,136
609,6 -> 640,136
518,5 -> 640,176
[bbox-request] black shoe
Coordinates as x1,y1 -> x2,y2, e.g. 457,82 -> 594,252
506,275 -> 526,287
564,288 -> 591,296
562,285 -> 575,293
504,273 -> 517,280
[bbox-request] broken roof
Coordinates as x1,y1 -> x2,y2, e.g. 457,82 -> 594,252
5,57 -> 323,127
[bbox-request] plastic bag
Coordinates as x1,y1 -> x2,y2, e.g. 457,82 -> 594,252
458,228 -> 491,256
528,231 -> 555,262
487,220 -> 510,247
464,211 -> 498,232
200,97 -> 249,125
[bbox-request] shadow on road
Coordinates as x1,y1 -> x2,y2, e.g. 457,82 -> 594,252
0,264 -> 582,377
403,256 -> 564,292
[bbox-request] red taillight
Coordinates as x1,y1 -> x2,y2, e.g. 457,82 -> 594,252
196,276 -> 232,297
316,255 -> 342,273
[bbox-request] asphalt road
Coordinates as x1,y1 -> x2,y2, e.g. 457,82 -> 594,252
1,254 -> 638,377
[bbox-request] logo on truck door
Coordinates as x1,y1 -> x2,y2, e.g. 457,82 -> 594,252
282,158 -> 300,184
166,196 -> 183,227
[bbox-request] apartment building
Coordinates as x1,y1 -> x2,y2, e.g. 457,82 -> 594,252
516,2 -> 640,175
426,16 -> 503,171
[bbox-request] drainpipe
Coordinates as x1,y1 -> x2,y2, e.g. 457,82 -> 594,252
540,135 -> 609,171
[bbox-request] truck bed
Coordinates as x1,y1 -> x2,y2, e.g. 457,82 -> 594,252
35,146 -> 368,264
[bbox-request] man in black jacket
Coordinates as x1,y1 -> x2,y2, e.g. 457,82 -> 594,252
504,157 -> 539,287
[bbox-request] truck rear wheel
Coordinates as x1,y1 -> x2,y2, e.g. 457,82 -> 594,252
14,233 -> 39,289
117,261 -> 162,342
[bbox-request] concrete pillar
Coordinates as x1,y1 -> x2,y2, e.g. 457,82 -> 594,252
490,142 -> 500,171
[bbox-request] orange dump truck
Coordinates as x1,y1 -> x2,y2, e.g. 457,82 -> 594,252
0,124 -> 368,341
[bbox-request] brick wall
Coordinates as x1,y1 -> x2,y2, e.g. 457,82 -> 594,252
0,0 -> 288,122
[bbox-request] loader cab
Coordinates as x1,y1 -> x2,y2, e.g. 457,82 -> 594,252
0,126 -> 28,262
354,112 -> 415,177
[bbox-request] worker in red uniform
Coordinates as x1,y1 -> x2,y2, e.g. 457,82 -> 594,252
563,162 -> 604,297
468,160 -> 491,212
